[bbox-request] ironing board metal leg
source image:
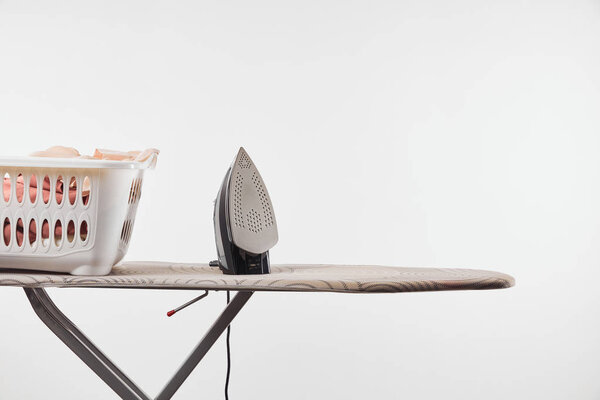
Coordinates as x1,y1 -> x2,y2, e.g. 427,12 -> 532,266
156,290 -> 254,400
24,288 -> 253,400
24,287 -> 152,400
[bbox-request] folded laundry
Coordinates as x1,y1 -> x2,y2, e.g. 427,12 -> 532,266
93,148 -> 161,162
29,146 -> 160,162
30,146 -> 81,158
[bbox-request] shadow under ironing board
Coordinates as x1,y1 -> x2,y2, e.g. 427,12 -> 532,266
0,262 -> 514,292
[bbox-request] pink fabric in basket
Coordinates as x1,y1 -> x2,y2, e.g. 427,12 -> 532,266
2,175 -> 87,244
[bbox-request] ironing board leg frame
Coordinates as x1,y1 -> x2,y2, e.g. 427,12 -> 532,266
24,287 -> 254,400
24,288 -> 151,400
156,290 -> 253,400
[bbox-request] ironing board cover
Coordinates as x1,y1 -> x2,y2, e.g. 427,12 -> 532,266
0,262 -> 514,293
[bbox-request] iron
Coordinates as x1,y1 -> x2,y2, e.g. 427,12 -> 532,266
212,147 -> 278,275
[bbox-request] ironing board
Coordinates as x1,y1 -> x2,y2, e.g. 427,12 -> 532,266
0,262 -> 514,400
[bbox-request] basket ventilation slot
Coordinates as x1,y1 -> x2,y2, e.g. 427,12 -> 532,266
0,215 -> 90,250
120,219 -> 135,246
128,178 -> 143,204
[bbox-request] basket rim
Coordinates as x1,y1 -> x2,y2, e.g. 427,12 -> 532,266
0,155 -> 156,170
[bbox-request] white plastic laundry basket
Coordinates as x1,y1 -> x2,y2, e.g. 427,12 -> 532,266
0,154 -> 157,276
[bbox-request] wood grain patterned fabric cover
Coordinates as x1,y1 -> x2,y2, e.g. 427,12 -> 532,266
0,262 -> 514,293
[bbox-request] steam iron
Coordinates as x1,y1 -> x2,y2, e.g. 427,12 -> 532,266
211,147 -> 278,275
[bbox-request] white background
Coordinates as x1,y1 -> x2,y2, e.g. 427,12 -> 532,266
0,0 -> 599,398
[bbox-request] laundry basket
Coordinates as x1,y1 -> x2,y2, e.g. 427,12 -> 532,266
0,154 -> 157,276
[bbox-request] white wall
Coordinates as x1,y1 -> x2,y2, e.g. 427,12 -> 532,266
0,0 -> 599,398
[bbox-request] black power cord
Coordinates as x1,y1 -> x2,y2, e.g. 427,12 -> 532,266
166,288 -> 232,398
225,291 -> 231,400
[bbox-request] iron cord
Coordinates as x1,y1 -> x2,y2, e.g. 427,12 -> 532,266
225,290 -> 231,400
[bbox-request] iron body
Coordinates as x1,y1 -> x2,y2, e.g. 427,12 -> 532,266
213,148 -> 278,275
